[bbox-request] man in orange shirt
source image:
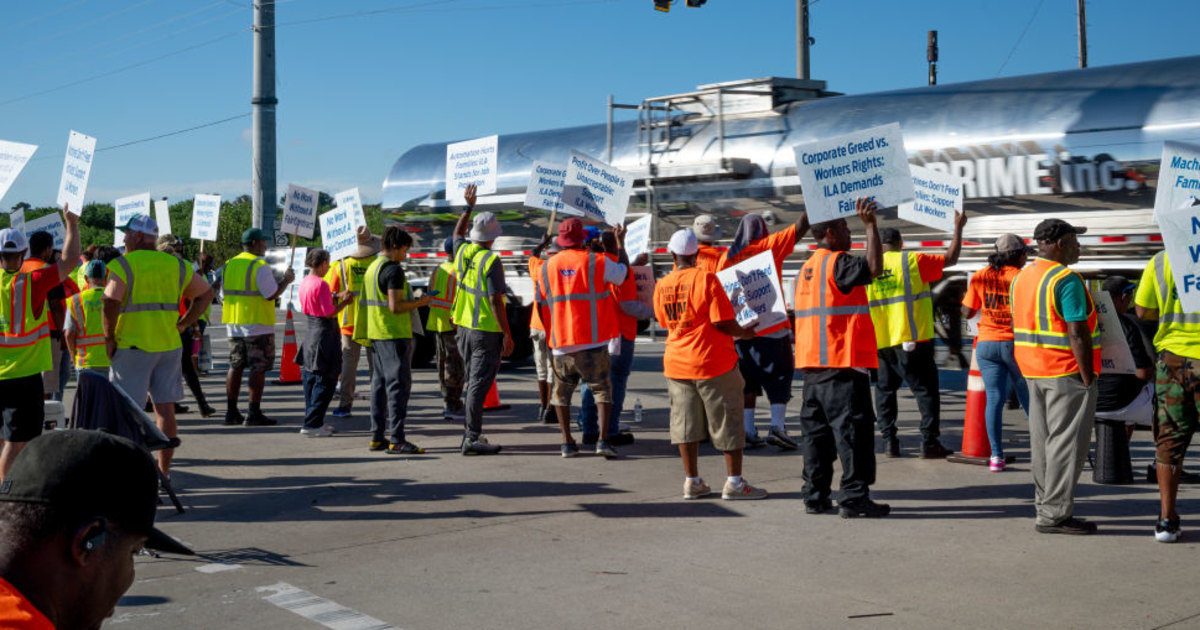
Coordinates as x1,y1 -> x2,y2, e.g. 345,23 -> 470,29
656,229 -> 766,500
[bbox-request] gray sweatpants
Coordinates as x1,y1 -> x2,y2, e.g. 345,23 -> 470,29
1027,374 -> 1097,526
457,328 -> 503,440
368,339 -> 412,445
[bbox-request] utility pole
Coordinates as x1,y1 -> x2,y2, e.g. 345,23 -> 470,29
796,0 -> 810,80
927,30 -> 938,86
1077,0 -> 1087,68
252,1 -> 277,234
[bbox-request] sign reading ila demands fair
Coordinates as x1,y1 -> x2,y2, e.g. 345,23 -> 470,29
191,194 -> 221,241
792,122 -> 915,225
898,164 -> 963,233
1159,197 -> 1200,313
562,151 -> 635,227
715,250 -> 787,330
281,184 -> 319,239
0,140 -> 37,207
445,135 -> 498,204
1154,141 -> 1200,222
113,193 -> 151,247
56,130 -> 97,215
319,206 -> 358,262
334,187 -> 367,229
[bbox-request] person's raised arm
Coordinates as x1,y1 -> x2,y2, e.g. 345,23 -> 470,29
612,224 -> 630,278
792,210 -> 810,243
857,198 -> 883,278
55,207 -> 81,284
943,210 -> 968,267
452,183 -> 478,240
531,233 -> 552,260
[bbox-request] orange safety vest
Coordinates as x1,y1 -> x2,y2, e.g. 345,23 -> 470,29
793,248 -> 877,369
529,256 -> 546,333
1011,257 -> 1101,378
540,248 -> 619,349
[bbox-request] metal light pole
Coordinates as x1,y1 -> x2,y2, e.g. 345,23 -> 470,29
252,1 -> 277,233
1077,0 -> 1088,68
796,0 -> 810,80
927,30 -> 938,86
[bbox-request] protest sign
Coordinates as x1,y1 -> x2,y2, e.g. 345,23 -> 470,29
25,213 -> 65,250
715,250 -> 787,330
113,193 -> 150,247
1094,290 -> 1137,375
281,184 -> 319,239
154,199 -> 172,235
1155,141 -> 1200,221
562,151 -> 635,226
792,122 -> 914,225
56,131 -> 97,215
0,140 -> 37,206
523,160 -> 580,216
624,215 -> 652,261
633,265 -> 655,311
319,206 -> 358,262
265,246 -> 308,309
1157,197 -> 1200,313
898,164 -> 963,232
334,187 -> 367,229
191,194 -> 221,241
445,135 -> 498,203
9,208 -> 24,235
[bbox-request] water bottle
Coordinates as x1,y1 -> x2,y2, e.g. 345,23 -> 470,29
633,398 -> 643,424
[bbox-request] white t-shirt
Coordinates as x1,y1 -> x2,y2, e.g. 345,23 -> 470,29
224,264 -> 278,338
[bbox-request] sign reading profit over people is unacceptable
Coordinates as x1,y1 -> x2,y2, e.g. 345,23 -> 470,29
445,135 -> 498,204
792,122 -> 914,225
114,193 -> 151,246
319,206 -> 358,262
0,140 -> 37,207
562,151 -> 634,227
898,164 -> 963,233
191,194 -> 221,241
715,250 -> 787,330
1158,196 -> 1200,313
281,184 -> 319,239
1155,141 -> 1200,221
57,130 -> 97,215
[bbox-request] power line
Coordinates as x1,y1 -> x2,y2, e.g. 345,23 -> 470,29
995,0 -> 1046,77
27,113 -> 252,162
8,0 -> 161,51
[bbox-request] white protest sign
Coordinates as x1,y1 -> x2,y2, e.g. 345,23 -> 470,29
25,213 -> 65,250
154,199 -> 172,235
898,164 -> 963,232
334,187 -> 366,229
0,140 -> 37,206
1094,290 -> 1137,375
1154,141 -> 1200,221
9,208 -> 24,235
523,160 -> 580,216
1158,197 -> 1200,313
445,135 -> 498,203
562,151 -> 635,226
319,206 -> 358,262
266,246 -> 308,309
190,194 -> 221,241
633,265 -> 655,310
281,184 -> 319,239
624,215 -> 652,261
113,193 -> 150,247
792,122 -> 914,225
57,131 -> 97,215
715,250 -> 787,329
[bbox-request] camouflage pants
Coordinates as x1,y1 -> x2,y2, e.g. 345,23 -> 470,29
436,330 -> 465,411
1155,350 -> 1200,467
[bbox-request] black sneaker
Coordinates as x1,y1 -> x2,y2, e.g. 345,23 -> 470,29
765,426 -> 798,450
223,410 -> 244,426
1155,517 -> 1182,543
805,498 -> 833,515
461,436 -> 501,456
884,437 -> 901,458
745,433 -> 766,449
839,498 -> 891,519
920,441 -> 953,460
561,442 -> 580,458
200,405 -> 217,418
387,441 -> 425,455
1035,517 -> 1097,535
595,440 -> 619,459
609,432 -> 635,446
243,412 -> 277,426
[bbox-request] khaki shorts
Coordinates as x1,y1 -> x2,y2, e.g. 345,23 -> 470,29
531,329 -> 551,382
667,367 -> 746,452
551,346 -> 611,407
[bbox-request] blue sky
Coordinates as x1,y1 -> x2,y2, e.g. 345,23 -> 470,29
2,0 -> 1198,209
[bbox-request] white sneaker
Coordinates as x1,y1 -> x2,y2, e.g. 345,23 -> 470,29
683,478 -> 711,500
722,479 -> 768,500
299,425 -> 335,437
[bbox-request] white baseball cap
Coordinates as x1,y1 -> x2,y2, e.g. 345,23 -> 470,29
0,228 -> 28,254
667,229 -> 698,256
118,214 -> 158,236
692,214 -> 721,241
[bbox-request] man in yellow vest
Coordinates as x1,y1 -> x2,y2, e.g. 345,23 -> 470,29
1011,218 -> 1100,535
325,226 -> 379,418
867,215 -> 966,459
0,208 -> 80,480
222,228 -> 295,427
426,236 -> 466,420
65,260 -> 110,373
104,214 -> 213,480
451,184 -> 512,455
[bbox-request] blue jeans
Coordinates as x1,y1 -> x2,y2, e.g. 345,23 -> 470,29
578,337 -> 634,438
301,369 -> 338,430
975,340 -> 1029,458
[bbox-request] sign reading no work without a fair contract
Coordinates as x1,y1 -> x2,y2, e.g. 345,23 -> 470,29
25,213 -> 65,250
113,193 -> 150,247
715,250 -> 787,330
334,187 -> 367,229
1155,141 -> 1200,222
154,199 -> 172,235
623,215 -> 652,261
319,206 -> 358,262
281,184 -> 319,239
0,140 -> 37,206
191,194 -> 221,241
898,164 -> 963,233
446,135 -> 498,204
524,160 -> 579,216
57,130 -> 96,215
792,122 -> 914,225
1159,196 -> 1200,313
562,151 -> 634,227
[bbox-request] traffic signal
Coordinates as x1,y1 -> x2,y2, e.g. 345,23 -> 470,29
686,0 -> 706,6
654,0 -> 670,12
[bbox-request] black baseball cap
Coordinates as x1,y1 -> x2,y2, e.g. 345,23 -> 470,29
1033,218 -> 1087,242
878,227 -> 902,245
1102,275 -> 1136,296
0,431 -> 193,555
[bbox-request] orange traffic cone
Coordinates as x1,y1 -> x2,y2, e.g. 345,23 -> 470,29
948,343 -> 991,465
275,305 -> 302,384
483,381 -> 509,411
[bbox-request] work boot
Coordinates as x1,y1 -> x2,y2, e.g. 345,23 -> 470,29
884,437 -> 901,458
243,411 -> 277,426
920,441 -> 953,460
839,498 -> 891,519
223,410 -> 244,426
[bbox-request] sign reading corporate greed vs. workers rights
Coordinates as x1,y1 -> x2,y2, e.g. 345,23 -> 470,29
792,123 -> 914,225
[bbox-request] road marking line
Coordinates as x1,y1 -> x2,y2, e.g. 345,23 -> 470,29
257,582 -> 395,630
196,563 -> 243,574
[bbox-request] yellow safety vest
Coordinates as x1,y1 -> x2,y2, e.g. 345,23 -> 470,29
222,252 -> 274,327
357,257 -> 413,342
329,256 -> 374,332
452,243 -> 503,333
1138,251 -> 1200,358
426,261 -> 457,333
867,250 -> 936,348
109,250 -> 187,352
69,287 -> 109,369
0,269 -> 52,380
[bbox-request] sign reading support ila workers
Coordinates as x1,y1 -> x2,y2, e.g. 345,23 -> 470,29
623,214 -> 652,261
1155,141 -> 1200,222
334,187 -> 367,229
114,192 -> 151,246
445,135 -> 498,204
562,151 -> 634,227
523,160 -> 579,215
715,250 -> 787,330
319,206 -> 357,262
792,122 -> 914,225
0,140 -> 37,207
1094,290 -> 1137,375
57,130 -> 97,215
25,213 -> 65,250
898,164 -> 963,233
191,194 -> 221,241
281,184 -> 319,239
1158,196 -> 1200,313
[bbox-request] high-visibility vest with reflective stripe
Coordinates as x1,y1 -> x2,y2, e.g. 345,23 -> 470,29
330,256 -> 375,332
360,257 -> 413,340
221,252 -> 274,327
529,257 -> 546,333
0,269 -> 51,380
452,243 -> 503,333
426,261 -> 457,333
109,250 -> 187,352
866,250 -> 935,348
69,287 -> 109,369
793,248 -> 877,369
541,248 -> 619,350
1142,252 -> 1200,357
1011,257 -> 1101,378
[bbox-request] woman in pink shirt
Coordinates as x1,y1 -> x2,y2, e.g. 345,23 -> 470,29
298,249 -> 355,436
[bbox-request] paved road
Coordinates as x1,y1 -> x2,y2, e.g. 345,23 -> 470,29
99,321 -> 1199,630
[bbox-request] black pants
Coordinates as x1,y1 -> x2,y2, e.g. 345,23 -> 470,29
874,340 -> 940,444
799,368 -> 877,503
180,326 -> 209,410
457,328 -> 503,440
369,339 -> 413,445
